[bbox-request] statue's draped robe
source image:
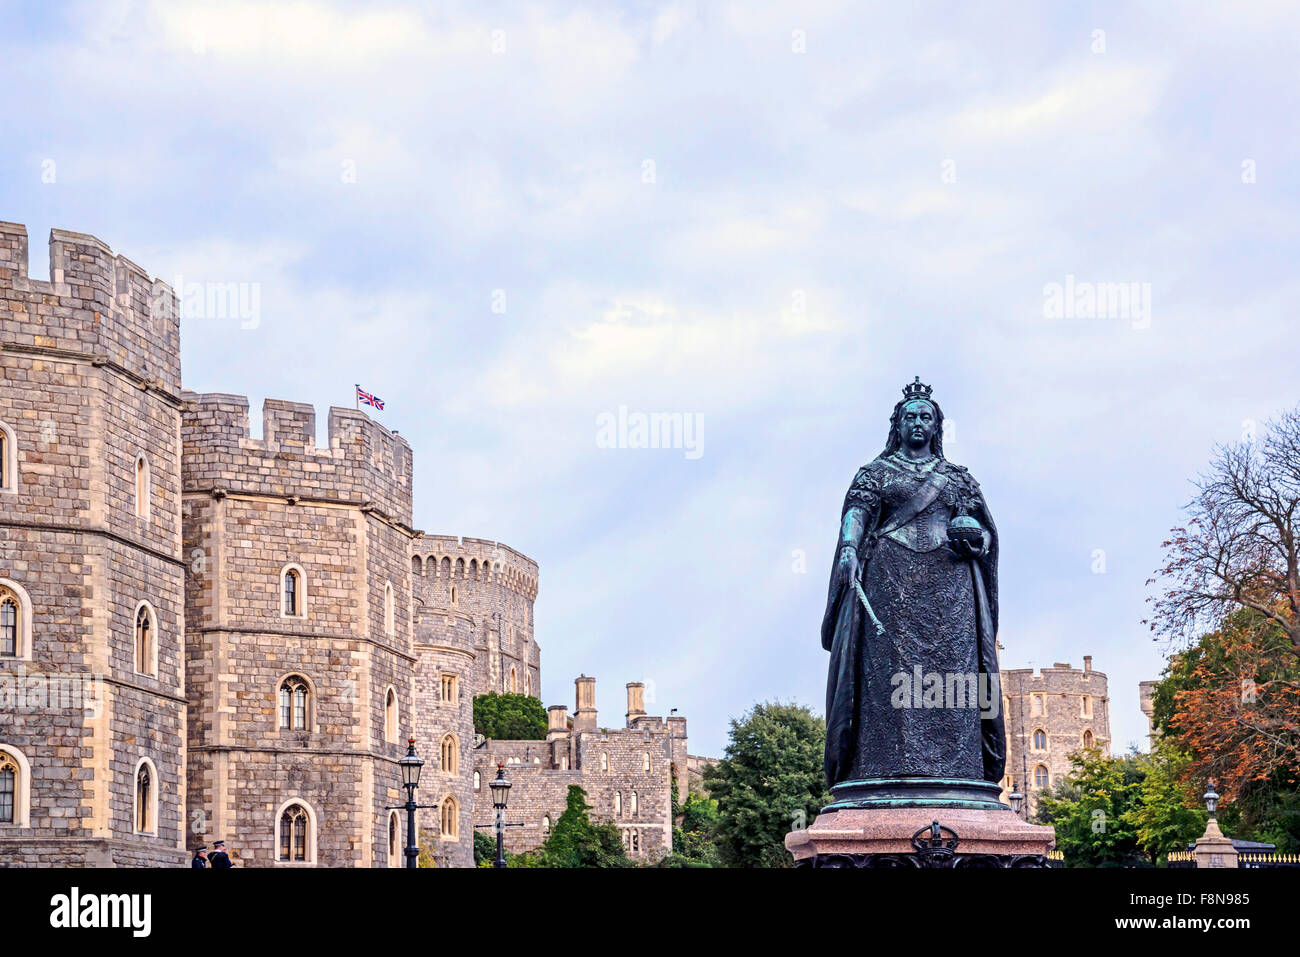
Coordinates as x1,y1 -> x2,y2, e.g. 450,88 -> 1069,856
820,456 -> 1005,789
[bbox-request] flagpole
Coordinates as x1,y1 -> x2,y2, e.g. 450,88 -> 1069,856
355,383 -> 359,411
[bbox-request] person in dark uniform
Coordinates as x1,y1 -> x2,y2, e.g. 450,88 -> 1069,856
191,845 -> 207,868
208,840 -> 233,868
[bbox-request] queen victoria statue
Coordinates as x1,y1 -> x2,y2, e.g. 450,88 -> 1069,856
820,377 -> 1006,810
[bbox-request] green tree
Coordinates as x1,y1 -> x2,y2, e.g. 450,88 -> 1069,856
534,785 -> 630,868
473,830 -> 496,867
704,701 -> 829,868
1122,742 -> 1207,862
661,788 -> 722,868
473,692 -> 548,740
1034,747 -> 1148,867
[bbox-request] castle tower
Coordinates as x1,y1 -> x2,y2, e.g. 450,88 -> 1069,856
0,224 -> 187,865
1001,658 -> 1111,816
181,393 -> 417,866
409,535 -> 538,866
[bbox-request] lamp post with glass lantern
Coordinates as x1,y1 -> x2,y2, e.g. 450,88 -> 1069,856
386,738 -> 436,869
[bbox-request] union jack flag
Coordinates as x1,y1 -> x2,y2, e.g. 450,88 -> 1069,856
356,385 -> 385,411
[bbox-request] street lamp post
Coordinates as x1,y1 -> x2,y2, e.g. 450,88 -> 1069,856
387,738 -> 436,869
489,763 -> 512,869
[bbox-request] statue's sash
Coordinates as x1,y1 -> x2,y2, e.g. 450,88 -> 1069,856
871,469 -> 949,549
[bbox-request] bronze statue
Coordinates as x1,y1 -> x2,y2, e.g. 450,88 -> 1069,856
821,378 -> 1006,807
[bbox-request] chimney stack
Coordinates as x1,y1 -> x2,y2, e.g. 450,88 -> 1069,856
1083,656 -> 1092,673
625,682 -> 646,727
547,704 -> 569,739
574,675 -> 598,731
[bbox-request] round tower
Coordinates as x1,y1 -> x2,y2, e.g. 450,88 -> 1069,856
409,535 -> 539,866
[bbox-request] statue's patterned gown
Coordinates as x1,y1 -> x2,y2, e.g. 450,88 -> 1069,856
821,455 -> 1003,787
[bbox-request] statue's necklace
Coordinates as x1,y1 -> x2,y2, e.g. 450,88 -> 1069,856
891,451 -> 937,474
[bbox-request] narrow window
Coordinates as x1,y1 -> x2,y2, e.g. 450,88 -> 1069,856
1083,730 -> 1094,749
283,568 -> 300,617
1032,729 -> 1047,750
473,770 -> 480,791
614,792 -> 622,818
384,582 -> 395,636
0,755 -> 15,824
643,752 -> 651,772
600,752 -> 608,772
1082,695 -> 1092,717
389,812 -> 400,866
441,674 -> 458,703
441,734 -> 457,774
135,455 -> 150,519
542,815 -> 551,834
630,790 -> 638,818
385,688 -> 398,743
0,596 -> 16,657
1034,765 -> 1049,789
0,426 -> 9,491
510,667 -> 517,693
134,604 -> 155,676
135,764 -> 152,833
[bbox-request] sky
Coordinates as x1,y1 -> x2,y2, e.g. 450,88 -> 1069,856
3,0 -> 1298,759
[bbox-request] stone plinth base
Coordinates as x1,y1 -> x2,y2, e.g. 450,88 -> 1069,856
786,806 -> 1056,868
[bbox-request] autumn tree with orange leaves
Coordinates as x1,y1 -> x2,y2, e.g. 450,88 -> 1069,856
1147,406 -> 1300,847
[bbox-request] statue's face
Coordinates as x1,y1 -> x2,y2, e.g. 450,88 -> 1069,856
898,400 -> 937,451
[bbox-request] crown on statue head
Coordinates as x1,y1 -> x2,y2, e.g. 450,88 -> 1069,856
901,376 -> 934,404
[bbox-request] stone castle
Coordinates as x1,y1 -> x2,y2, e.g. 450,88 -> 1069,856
0,224 -> 692,867
999,656 -> 1111,815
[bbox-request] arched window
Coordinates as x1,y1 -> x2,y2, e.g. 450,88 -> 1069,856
1,592 -> 17,659
134,602 -> 157,676
1032,729 -> 1047,750
0,581 -> 30,661
643,752 -> 651,772
134,454 -> 150,519
134,758 -> 158,835
450,585 -> 457,605
525,673 -> 531,697
281,564 -> 305,618
441,734 -> 458,774
473,771 -> 481,791
388,811 -> 401,867
614,792 -> 622,818
279,802 -> 312,862
0,746 -> 31,826
631,830 -> 640,854
440,796 -> 458,839
1034,764 -> 1049,789
411,555 -> 423,577
384,688 -> 398,743
384,582 -> 395,636
600,752 -> 608,772
542,815 -> 551,835
0,421 -> 16,492
630,790 -> 638,818
279,675 -> 311,731
510,666 -> 517,693
1082,730 -> 1094,749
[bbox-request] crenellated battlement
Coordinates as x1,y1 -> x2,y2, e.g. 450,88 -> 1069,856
0,222 -> 180,392
412,534 -> 538,599
181,391 -> 414,527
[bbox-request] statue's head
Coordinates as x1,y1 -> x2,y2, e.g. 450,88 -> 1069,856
882,377 -> 944,458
